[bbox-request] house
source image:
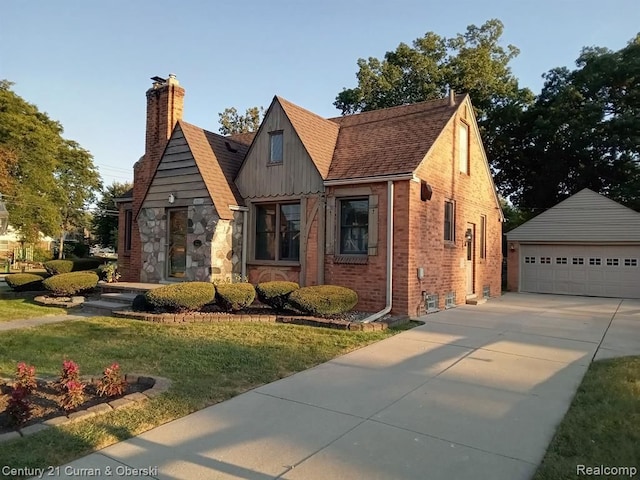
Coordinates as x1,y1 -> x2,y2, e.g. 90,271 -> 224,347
506,188 -> 640,298
116,74 -> 503,317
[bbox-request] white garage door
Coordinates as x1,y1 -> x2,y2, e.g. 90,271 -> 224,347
521,245 -> 640,298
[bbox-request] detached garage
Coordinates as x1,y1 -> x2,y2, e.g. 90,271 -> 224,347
506,189 -> 640,299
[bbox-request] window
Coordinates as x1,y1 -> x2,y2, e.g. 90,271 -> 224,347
624,258 -> 638,266
124,210 -> 133,252
606,258 -> 619,266
555,257 -> 568,264
589,258 -> 602,266
483,285 -> 490,299
425,294 -> 439,313
540,257 -> 551,264
479,215 -> 486,258
255,203 -> 300,261
269,131 -> 283,164
445,291 -> 456,308
339,198 -> 368,255
444,201 -> 455,242
524,256 -> 536,264
572,257 -> 584,265
459,122 -> 469,174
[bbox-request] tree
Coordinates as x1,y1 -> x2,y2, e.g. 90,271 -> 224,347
0,80 -> 102,246
54,140 -> 102,258
91,181 -> 132,249
494,34 -> 640,213
218,106 -> 264,135
334,19 -> 533,124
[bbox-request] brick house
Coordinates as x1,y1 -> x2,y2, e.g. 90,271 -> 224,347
116,75 -> 503,317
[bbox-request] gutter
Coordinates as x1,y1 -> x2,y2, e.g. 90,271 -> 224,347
324,173 -> 417,187
362,180 -> 394,323
229,205 -> 249,280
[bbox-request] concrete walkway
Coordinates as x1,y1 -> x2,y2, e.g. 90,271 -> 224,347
0,313 -> 90,331
38,294 -> 640,479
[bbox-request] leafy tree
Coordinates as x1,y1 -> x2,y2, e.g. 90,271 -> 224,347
0,80 -> 102,246
494,34 -> 640,213
55,140 -> 102,258
218,106 -> 264,135
91,181 -> 132,249
334,19 -> 533,125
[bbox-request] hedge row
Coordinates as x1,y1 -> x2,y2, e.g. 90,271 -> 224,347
140,281 -> 358,316
44,258 -> 104,275
42,271 -> 99,296
4,273 -> 48,292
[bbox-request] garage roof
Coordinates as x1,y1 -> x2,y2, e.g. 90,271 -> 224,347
507,189 -> 640,243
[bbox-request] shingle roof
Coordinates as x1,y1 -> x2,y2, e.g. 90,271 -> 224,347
179,121 -> 248,220
325,95 -> 465,180
277,96 -> 340,179
228,131 -> 256,146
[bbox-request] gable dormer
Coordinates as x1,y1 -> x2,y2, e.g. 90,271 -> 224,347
235,97 -> 337,199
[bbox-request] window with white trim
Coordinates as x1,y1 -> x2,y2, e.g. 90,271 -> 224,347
459,121 -> 469,174
479,214 -> 486,259
572,257 -> 584,265
606,258 -> 619,266
555,257 -> 568,264
624,258 -> 638,266
589,258 -> 602,266
540,257 -> 551,264
524,256 -> 536,264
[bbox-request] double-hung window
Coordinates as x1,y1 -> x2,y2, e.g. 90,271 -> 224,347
255,203 -> 300,261
339,198 -> 369,255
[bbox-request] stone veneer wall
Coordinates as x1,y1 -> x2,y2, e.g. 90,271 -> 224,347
138,204 -> 242,283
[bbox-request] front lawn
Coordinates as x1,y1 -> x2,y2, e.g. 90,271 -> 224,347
533,356 -> 640,480
0,316 -> 405,474
0,298 -> 67,322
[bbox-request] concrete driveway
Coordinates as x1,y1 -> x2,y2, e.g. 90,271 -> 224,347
55,293 -> 639,480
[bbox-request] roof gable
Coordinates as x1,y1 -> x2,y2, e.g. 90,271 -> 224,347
179,121 -> 248,219
507,189 -> 640,242
276,96 -> 339,179
326,95 -> 462,180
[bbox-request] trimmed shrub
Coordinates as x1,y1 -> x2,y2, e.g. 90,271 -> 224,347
42,271 -> 99,296
288,285 -> 358,316
145,282 -> 215,312
215,283 -> 256,311
131,293 -> 151,312
4,273 -> 47,292
256,281 -> 299,311
44,258 -> 104,275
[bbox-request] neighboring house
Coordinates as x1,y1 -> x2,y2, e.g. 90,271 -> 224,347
0,226 -> 53,261
116,75 -> 503,317
506,188 -> 640,298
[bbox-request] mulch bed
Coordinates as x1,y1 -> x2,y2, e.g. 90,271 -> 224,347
0,379 -> 146,434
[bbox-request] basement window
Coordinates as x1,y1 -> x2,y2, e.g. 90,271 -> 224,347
445,291 -> 456,309
483,285 -> 490,299
425,294 -> 439,313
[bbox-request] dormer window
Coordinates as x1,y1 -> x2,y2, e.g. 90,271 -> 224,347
269,131 -> 283,164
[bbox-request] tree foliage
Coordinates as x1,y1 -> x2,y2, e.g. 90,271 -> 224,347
218,106 -> 264,135
91,181 -> 132,249
334,19 -> 533,124
493,34 -> 640,213
0,80 -> 102,244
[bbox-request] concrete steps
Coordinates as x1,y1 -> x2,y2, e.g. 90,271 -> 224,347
82,292 -> 140,315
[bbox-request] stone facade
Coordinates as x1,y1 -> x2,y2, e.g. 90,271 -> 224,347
137,204 -> 241,283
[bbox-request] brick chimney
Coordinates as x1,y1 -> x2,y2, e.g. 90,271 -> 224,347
129,74 -> 184,280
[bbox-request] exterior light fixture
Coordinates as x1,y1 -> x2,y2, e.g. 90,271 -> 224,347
0,194 -> 9,235
168,193 -> 176,204
464,228 -> 473,243
509,243 -> 516,252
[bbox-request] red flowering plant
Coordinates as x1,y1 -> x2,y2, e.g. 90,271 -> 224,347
60,380 -> 85,411
6,387 -> 32,426
14,362 -> 37,394
97,363 -> 127,398
57,359 -> 80,390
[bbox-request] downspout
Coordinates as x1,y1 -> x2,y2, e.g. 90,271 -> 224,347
362,180 -> 394,323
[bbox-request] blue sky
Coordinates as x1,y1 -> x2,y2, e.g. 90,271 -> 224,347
2,0 -> 639,188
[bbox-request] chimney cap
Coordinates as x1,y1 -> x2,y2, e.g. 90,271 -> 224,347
151,75 -> 166,84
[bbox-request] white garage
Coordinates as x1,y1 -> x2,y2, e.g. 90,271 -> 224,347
507,189 -> 640,299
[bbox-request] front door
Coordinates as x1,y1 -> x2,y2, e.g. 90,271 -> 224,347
167,209 -> 188,279
466,222 -> 475,296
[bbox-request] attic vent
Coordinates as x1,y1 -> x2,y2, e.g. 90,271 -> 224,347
225,141 -> 237,153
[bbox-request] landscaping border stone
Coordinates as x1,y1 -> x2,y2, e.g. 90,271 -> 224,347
0,374 -> 171,444
113,309 -> 409,331
33,295 -> 84,309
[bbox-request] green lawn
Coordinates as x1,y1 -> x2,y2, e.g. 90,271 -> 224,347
533,356 -> 640,480
0,298 -> 67,322
0,316 -> 409,474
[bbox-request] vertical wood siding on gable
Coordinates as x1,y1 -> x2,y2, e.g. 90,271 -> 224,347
236,102 -> 324,198
142,127 -> 213,209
